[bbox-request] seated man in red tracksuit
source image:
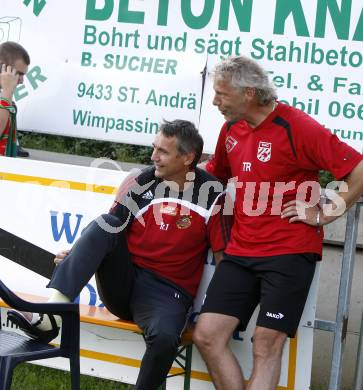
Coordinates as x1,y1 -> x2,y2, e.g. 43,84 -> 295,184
9,119 -> 231,390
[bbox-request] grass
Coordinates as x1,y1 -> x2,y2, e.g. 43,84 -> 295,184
11,364 -> 347,390
12,363 -> 132,389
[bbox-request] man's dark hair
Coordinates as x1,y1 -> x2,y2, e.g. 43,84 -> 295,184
0,41 -> 30,66
160,120 -> 204,169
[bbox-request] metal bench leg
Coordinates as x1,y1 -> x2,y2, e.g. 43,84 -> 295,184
156,342 -> 193,390
157,381 -> 166,390
183,345 -> 193,390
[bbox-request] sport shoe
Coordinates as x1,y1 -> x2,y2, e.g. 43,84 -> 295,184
7,310 -> 59,343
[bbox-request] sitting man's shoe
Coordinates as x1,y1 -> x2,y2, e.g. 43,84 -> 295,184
7,310 -> 59,343
17,145 -> 30,157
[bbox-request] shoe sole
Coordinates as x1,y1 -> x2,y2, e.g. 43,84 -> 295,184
7,310 -> 59,343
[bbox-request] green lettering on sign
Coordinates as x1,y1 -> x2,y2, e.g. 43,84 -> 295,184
274,0 -> 309,37
352,7 -> 363,41
118,0 -> 144,24
26,66 -> 47,89
157,0 -> 170,26
219,0 -> 253,32
315,0 -> 352,40
86,0 -> 113,21
181,0 -> 214,29
14,84 -> 28,101
23,0 -> 46,17
13,65 -> 47,101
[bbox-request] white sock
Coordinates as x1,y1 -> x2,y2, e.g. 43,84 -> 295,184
36,289 -> 70,331
48,288 -> 71,303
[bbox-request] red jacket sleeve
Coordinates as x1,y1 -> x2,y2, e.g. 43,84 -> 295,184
293,113 -> 363,180
206,193 -> 233,252
206,123 -> 232,184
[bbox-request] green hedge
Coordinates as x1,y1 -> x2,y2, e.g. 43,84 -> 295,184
19,131 -> 153,164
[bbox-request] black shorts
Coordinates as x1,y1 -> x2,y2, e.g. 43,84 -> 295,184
200,253 -> 317,337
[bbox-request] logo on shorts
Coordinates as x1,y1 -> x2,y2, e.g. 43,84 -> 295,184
257,141 -> 272,162
266,312 -> 284,319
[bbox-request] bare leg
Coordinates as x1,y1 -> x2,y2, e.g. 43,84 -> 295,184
194,312 -> 245,390
247,326 -> 287,390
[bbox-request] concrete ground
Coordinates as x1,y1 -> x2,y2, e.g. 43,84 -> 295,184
20,148 -> 363,389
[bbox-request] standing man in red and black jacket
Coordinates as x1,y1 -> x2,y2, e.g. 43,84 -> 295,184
9,119 -> 232,390
193,56 -> 363,390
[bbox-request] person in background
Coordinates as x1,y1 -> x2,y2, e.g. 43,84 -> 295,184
0,41 -> 30,157
193,55 -> 363,390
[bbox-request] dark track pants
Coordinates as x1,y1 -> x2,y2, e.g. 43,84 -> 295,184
47,214 -> 192,390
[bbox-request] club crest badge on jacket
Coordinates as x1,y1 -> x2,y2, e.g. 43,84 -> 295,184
257,141 -> 272,162
176,215 -> 192,229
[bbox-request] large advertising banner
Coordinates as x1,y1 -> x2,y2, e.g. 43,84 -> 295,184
0,157 -> 319,389
1,1 -> 362,153
199,0 -> 363,153
1,1 -> 205,146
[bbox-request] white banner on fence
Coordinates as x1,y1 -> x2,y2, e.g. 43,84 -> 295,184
0,156 -> 319,389
1,1 -> 362,153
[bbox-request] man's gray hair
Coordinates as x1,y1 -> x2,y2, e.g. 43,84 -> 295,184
213,56 -> 277,105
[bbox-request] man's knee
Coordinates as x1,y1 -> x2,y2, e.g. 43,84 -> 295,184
193,322 -> 215,352
252,328 -> 287,360
146,331 -> 179,355
193,313 -> 238,353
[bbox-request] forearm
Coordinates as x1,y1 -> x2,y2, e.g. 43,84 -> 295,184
213,250 -> 224,265
0,96 -> 11,136
0,69 -> 18,136
321,161 -> 363,225
1,86 -> 13,100
0,111 -> 9,136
